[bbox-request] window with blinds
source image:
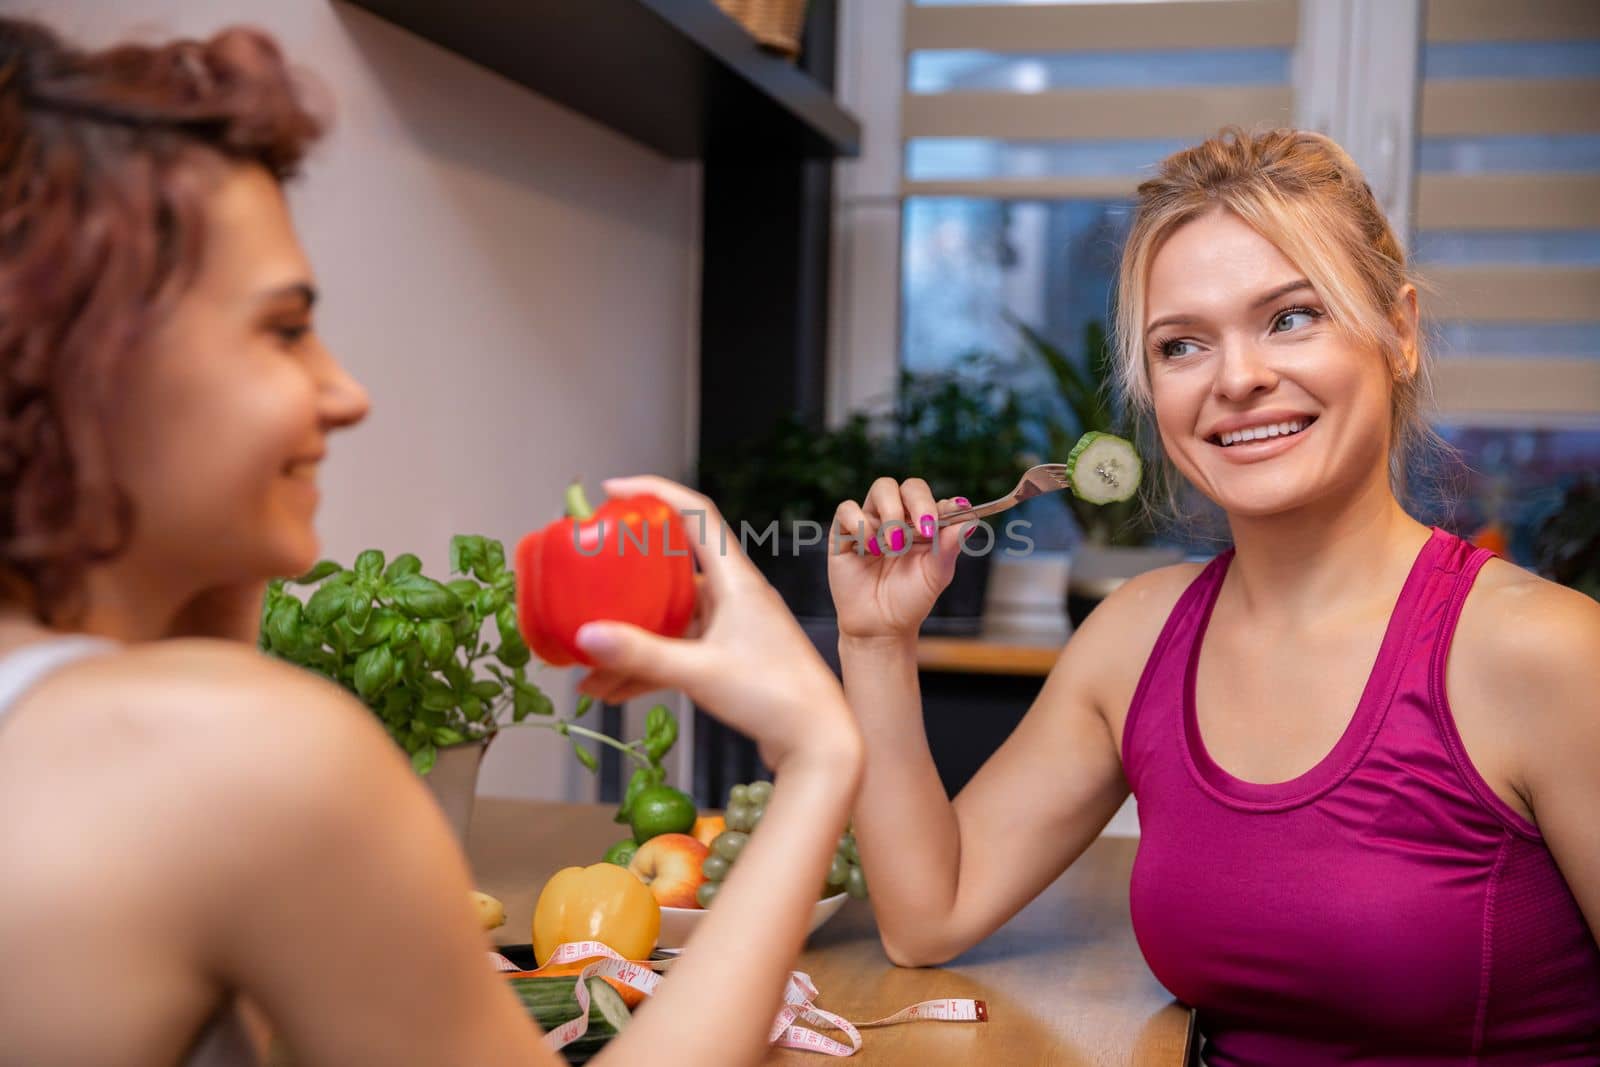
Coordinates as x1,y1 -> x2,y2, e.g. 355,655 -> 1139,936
1411,0 -> 1600,554
900,0 -> 1298,376
897,0 -> 1300,548
881,0 -> 1598,557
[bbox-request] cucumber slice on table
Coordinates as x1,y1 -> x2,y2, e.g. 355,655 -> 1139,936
1066,431 -> 1142,505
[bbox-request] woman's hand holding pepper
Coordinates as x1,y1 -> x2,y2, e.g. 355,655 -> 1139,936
572,475 -> 859,774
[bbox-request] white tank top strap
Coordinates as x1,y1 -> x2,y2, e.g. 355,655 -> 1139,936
0,635 -> 118,726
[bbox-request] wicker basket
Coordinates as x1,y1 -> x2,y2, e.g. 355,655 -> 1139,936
715,0 -> 810,58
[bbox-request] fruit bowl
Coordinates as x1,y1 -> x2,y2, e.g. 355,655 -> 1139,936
657,892 -> 848,951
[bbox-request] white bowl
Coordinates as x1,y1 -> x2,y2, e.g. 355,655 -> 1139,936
657,892 -> 848,951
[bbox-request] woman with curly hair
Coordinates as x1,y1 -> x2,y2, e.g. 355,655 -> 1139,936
0,18 -> 861,1066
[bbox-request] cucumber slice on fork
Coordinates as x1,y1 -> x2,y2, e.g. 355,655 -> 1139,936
1066,431 -> 1142,505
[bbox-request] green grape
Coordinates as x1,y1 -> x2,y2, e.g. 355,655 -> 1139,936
840,833 -> 859,865
696,880 -> 719,908
825,853 -> 849,887
701,854 -> 731,882
845,864 -> 868,900
747,780 -> 774,806
711,830 -> 749,863
725,801 -> 753,833
729,784 -> 750,808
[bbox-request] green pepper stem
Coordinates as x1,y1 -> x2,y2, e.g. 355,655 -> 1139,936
565,480 -> 595,522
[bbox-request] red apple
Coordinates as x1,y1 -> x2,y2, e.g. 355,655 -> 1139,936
628,832 -> 710,908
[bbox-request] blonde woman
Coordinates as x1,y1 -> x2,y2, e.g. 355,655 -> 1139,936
831,129 -> 1600,1064
0,18 -> 859,1066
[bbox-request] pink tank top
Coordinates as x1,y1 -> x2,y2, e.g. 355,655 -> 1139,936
1122,528 -> 1600,1065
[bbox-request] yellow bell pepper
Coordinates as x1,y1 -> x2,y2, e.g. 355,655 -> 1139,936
532,862 -> 660,966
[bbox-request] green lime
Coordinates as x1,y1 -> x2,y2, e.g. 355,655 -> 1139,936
602,838 -> 639,867
629,785 -> 697,844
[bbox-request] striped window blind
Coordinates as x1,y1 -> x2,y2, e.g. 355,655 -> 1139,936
877,0 -> 1596,555
1412,0 -> 1600,421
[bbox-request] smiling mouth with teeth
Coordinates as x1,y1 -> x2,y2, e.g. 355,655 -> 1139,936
1210,417 -> 1316,448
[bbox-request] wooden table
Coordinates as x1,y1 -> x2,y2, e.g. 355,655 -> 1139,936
468,799 -> 1194,1066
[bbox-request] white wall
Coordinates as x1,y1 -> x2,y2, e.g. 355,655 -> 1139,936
25,0 -> 702,802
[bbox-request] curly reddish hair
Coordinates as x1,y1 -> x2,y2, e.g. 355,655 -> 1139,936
0,18 -> 323,624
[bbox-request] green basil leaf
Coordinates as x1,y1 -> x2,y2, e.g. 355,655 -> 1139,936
382,687 -> 412,724
450,535 -> 483,576
432,726 -> 465,747
389,574 -> 462,619
483,539 -> 507,578
304,582 -> 352,626
411,744 -> 437,776
443,660 -> 470,694
264,598 -> 304,653
354,644 -> 396,703
460,694 -> 483,721
470,679 -> 502,701
495,604 -> 522,645
419,676 -> 456,712
383,553 -> 422,582
355,549 -> 385,579
292,560 -> 342,585
418,619 -> 454,669
475,587 -> 498,616
574,694 -> 594,719
574,744 -> 598,773
497,639 -> 531,669
644,705 -> 678,763
347,595 -> 374,634
446,578 -> 479,601
358,608 -> 401,648
393,620 -> 415,645
512,679 -> 553,721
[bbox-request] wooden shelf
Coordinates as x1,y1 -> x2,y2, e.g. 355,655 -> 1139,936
346,0 -> 861,159
917,625 -> 1071,677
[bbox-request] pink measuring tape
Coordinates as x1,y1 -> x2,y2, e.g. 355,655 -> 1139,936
490,941 -> 987,1057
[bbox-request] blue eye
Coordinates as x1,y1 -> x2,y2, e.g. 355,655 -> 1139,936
1272,307 -> 1321,333
1158,338 -> 1199,359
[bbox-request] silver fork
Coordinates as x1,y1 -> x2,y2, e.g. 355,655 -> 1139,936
912,463 -> 1072,541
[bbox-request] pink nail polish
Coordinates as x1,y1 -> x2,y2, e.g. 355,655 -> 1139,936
888,527 -> 906,552
867,536 -> 882,557
964,524 -> 978,540
918,514 -> 935,537
954,496 -> 970,508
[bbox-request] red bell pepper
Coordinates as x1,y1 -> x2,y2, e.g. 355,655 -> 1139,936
516,483 -> 696,667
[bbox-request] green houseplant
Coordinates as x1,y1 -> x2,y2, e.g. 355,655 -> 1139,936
258,534 -> 679,838
882,357 -> 1033,632
1013,318 -> 1151,548
1012,318 -> 1181,625
700,361 -> 1031,631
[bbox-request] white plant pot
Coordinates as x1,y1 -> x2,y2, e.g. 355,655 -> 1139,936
1065,543 -> 1186,626
423,738 -> 490,845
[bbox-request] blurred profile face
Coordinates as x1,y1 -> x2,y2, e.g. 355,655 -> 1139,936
106,160 -> 369,587
1143,208 -> 1399,519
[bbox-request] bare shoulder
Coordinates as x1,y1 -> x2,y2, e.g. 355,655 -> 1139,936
11,637 -> 395,780
1074,559 -> 1207,661
1451,560 -> 1600,806
1455,558 -> 1600,699
1063,559 -> 1208,729
0,638 -> 415,869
